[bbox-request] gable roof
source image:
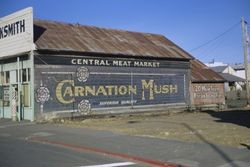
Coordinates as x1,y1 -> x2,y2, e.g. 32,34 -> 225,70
191,60 -> 225,83
219,73 -> 245,82
34,19 -> 192,60
210,66 -> 228,73
33,19 -> 224,83
231,63 -> 245,70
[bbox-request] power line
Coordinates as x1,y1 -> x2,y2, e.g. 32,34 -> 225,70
189,21 -> 241,52
202,35 -> 227,57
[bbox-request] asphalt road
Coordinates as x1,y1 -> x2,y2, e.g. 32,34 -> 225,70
0,137 -> 138,167
0,119 -> 250,167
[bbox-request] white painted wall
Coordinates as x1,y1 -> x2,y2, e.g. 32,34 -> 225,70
0,7 -> 34,58
206,62 -> 227,67
222,66 -> 236,75
235,70 -> 246,79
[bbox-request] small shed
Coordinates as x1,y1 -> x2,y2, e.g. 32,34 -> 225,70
190,60 -> 225,108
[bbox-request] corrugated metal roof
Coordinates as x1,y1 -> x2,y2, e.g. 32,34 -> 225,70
33,19 -> 224,83
219,73 -> 245,82
34,19 -> 192,59
231,63 -> 245,70
191,60 -> 225,82
210,66 -> 228,73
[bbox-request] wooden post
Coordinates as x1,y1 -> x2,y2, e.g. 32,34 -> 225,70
242,17 -> 250,106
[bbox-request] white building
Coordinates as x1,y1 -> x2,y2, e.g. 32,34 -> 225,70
205,61 -> 227,67
231,63 -> 246,79
210,65 -> 245,91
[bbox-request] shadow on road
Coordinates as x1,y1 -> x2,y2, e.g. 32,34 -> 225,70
204,110 -> 250,128
182,123 -> 240,167
241,143 -> 250,150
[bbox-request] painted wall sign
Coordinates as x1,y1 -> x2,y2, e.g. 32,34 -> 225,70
35,63 -> 188,114
0,19 -> 25,39
71,58 -> 160,68
192,83 -> 225,105
0,7 -> 34,58
55,77 -> 180,105
35,55 -> 190,69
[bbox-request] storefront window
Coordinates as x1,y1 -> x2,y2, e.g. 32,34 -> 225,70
0,86 -> 3,107
16,70 -> 19,82
1,71 -> 10,84
22,69 -> 27,82
27,68 -> 30,81
0,72 -> 4,84
2,86 -> 10,107
5,71 -> 10,84
22,68 -> 30,82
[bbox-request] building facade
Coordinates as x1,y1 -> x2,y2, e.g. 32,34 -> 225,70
190,60 -> 225,108
0,8 -> 225,121
34,53 -> 190,119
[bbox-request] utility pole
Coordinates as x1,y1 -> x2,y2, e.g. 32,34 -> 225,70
242,17 -> 250,106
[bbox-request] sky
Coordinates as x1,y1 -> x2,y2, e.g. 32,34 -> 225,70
1,0 -> 250,64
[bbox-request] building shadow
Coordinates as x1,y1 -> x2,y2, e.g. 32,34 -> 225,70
204,110 -> 250,128
181,123 -> 240,167
34,24 -> 46,42
241,143 -> 250,150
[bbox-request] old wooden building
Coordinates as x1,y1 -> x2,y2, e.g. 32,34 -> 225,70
0,8 -> 224,121
190,60 -> 225,108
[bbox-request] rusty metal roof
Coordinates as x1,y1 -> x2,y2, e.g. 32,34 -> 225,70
34,19 -> 192,59
191,60 -> 225,83
33,19 -> 224,83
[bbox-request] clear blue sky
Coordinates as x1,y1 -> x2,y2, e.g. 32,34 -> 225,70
1,0 -> 250,64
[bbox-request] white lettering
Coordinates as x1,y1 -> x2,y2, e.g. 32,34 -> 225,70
70,58 -> 160,68
99,101 -> 119,106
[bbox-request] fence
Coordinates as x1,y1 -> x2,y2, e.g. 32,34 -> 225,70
226,90 -> 247,108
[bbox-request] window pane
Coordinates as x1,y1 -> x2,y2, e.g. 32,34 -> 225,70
16,70 -> 18,82
22,69 -> 27,82
5,71 -> 10,84
0,86 -> 3,107
27,68 -> 30,81
0,72 -> 4,84
3,86 -> 9,106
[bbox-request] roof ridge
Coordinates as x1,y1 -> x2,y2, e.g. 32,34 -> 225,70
34,19 -> 183,56
34,18 -> 163,37
34,19 -> 192,60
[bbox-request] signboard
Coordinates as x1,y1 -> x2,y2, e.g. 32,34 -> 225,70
34,63 -> 188,114
35,55 -> 190,69
192,83 -> 225,105
0,7 -> 34,58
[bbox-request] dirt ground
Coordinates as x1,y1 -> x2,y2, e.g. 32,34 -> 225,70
60,109 -> 250,149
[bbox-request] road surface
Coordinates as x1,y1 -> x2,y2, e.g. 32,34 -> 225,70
0,119 -> 249,167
